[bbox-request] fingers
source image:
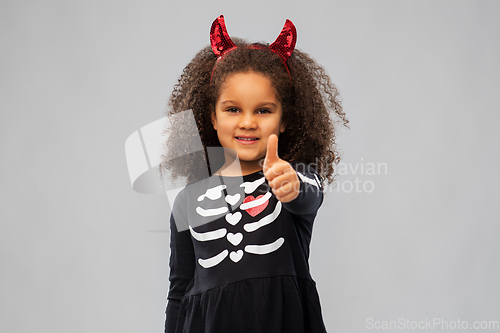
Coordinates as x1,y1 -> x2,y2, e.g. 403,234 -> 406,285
268,170 -> 300,203
268,171 -> 297,190
270,176 -> 300,202
274,189 -> 299,203
265,162 -> 294,182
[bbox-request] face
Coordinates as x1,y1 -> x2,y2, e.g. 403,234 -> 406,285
211,71 -> 285,175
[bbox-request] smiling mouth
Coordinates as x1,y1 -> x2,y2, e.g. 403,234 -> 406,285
235,137 -> 259,141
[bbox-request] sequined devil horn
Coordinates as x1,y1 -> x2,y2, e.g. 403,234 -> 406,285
210,15 -> 237,58
209,15 -> 296,84
269,19 -> 297,62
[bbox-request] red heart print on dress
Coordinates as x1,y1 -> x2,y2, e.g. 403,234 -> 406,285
242,195 -> 269,217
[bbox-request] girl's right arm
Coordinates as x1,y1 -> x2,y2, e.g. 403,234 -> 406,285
165,192 -> 195,333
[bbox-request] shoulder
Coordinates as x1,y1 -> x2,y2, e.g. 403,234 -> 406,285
289,161 -> 323,192
169,177 -> 212,230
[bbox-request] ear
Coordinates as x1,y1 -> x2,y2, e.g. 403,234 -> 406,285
211,109 -> 218,131
280,119 -> 286,133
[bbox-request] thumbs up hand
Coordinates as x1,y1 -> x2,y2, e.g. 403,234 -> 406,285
263,134 -> 300,203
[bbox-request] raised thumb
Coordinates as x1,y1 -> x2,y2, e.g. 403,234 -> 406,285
264,134 -> 279,169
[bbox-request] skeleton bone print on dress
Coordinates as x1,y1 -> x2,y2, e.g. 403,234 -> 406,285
186,168 -> 321,269
166,162 -> 329,333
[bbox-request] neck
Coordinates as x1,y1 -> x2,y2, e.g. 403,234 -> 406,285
213,150 -> 263,176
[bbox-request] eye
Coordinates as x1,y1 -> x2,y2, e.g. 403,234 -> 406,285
226,107 -> 240,113
256,109 -> 271,114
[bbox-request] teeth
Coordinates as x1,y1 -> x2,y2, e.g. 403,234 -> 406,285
237,137 -> 257,141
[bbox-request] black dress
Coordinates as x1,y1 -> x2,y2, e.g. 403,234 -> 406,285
165,162 -> 328,333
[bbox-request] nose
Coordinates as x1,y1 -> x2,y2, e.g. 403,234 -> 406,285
238,111 -> 257,130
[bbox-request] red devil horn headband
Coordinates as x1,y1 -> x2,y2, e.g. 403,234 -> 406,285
209,15 -> 296,82
269,19 -> 297,62
210,15 -> 237,58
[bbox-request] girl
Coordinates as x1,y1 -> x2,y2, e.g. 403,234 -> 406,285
160,15 -> 349,333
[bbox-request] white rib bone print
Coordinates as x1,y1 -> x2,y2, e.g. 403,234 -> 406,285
239,192 -> 272,210
192,177 -> 284,268
240,177 -> 266,194
297,171 -> 320,188
243,201 -> 281,232
197,184 -> 226,201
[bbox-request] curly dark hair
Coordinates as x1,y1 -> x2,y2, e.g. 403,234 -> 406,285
160,37 -> 349,186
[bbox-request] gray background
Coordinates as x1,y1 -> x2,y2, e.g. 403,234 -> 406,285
1,0 -> 499,332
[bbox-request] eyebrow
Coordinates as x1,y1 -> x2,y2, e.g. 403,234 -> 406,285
220,100 -> 277,108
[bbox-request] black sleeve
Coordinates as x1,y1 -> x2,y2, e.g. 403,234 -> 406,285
281,162 -> 324,219
164,191 -> 195,333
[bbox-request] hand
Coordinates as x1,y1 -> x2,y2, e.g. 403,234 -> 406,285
263,134 -> 300,203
